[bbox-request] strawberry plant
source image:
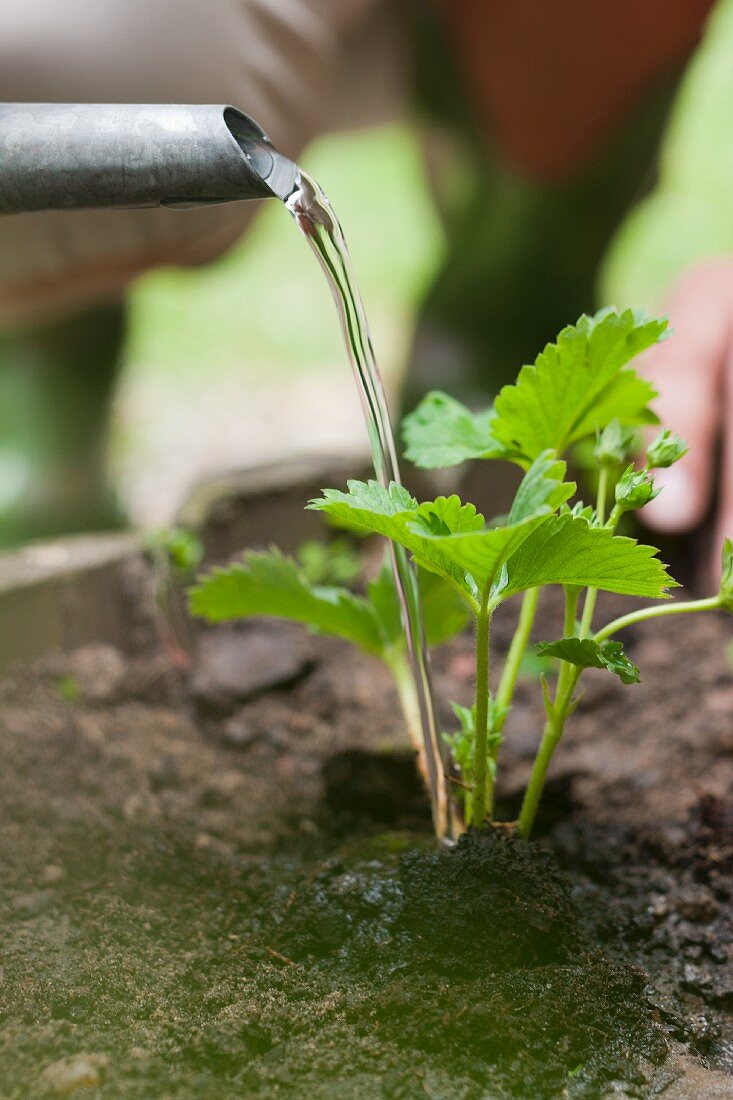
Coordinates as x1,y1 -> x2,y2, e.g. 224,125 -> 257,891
191,308 -> 731,838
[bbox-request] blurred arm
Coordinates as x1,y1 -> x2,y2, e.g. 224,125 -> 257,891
0,0 -> 403,328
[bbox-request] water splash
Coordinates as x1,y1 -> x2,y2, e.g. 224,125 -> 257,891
284,168 -> 448,836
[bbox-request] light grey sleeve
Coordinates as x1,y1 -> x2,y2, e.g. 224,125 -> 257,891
0,0 -> 404,327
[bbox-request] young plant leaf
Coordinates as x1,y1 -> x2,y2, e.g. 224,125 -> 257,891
537,637 -> 640,684
507,451 -> 576,522
402,391 -> 512,468
559,501 -> 597,525
310,480 -> 484,601
412,494 -> 486,536
189,549 -> 386,656
443,701 -> 477,784
499,514 -> 677,600
310,479 -> 418,535
492,308 -> 665,463
411,453 -> 576,594
443,701 -> 503,796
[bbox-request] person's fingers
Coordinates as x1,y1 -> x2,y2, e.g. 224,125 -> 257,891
711,345 -> 733,578
639,262 -> 733,533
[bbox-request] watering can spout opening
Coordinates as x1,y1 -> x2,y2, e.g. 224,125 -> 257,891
223,107 -> 298,203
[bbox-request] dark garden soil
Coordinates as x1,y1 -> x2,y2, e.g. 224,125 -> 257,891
0,586 -> 732,1098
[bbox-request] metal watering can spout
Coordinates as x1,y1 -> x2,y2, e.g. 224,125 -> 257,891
0,103 -> 299,214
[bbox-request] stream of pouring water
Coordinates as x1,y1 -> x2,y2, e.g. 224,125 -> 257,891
283,168 -> 448,837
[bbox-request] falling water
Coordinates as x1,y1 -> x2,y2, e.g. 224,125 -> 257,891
283,168 -> 448,837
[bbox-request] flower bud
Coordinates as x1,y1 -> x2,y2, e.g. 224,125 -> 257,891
594,419 -> 635,466
646,430 -> 688,469
614,465 -> 659,513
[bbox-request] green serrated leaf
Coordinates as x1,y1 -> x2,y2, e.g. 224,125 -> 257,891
507,451 -> 575,523
500,514 -> 677,600
311,454 -> 575,604
411,495 -> 486,536
310,480 -> 481,601
189,549 -> 386,656
412,453 -> 576,594
536,637 -> 640,684
310,480 -> 417,533
492,308 -> 666,462
402,391 -> 512,469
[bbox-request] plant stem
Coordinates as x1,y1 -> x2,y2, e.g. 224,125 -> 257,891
517,667 -> 578,839
562,584 -> 580,643
517,586 -> 578,839
470,593 -> 492,828
579,466 -> 609,637
495,587 -> 540,722
518,589 -> 724,838
594,595 -> 722,644
485,587 -> 540,815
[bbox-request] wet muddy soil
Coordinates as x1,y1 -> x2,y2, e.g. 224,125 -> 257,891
0,591 -> 732,1097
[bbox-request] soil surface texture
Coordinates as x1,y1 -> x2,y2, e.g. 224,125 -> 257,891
0,587 -> 732,1098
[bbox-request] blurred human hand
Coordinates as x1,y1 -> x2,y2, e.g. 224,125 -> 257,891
640,259 -> 733,564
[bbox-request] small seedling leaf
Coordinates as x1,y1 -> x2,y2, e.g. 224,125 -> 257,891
537,637 -> 640,684
296,538 -> 361,586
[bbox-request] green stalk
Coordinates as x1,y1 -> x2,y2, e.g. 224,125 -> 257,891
494,587 -> 540,721
517,586 -> 579,839
470,593 -> 492,828
517,667 -> 579,839
594,595 -> 722,644
517,582 -> 723,838
579,466 -> 609,638
485,587 -> 540,815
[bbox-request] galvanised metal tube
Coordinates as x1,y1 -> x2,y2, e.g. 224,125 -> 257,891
0,103 -> 298,214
